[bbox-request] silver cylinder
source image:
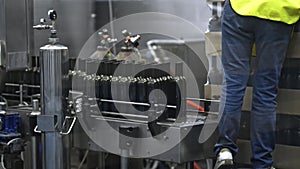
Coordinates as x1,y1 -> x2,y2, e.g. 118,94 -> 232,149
40,41 -> 69,169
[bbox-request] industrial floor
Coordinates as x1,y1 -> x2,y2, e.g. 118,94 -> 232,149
70,148 -> 255,169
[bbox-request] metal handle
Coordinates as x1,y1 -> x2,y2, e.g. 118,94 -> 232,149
34,125 -> 42,133
60,116 -> 77,135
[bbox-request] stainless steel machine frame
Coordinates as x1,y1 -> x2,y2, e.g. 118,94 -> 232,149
73,113 -> 218,164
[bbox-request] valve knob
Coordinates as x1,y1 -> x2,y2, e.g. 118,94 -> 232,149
48,9 -> 57,21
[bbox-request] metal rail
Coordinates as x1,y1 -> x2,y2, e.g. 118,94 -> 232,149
100,99 -> 177,109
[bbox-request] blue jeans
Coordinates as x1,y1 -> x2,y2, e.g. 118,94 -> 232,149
214,1 -> 294,168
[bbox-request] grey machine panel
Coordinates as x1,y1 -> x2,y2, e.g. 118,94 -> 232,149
73,115 -> 218,164
0,0 -> 33,70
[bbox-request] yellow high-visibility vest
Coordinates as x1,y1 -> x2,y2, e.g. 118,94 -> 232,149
230,0 -> 300,24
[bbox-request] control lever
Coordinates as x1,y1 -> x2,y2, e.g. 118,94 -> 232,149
32,18 -> 52,30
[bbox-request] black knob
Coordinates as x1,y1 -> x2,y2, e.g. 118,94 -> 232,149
48,9 -> 57,21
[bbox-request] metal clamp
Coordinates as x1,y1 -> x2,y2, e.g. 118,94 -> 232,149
36,115 -> 57,132
60,116 -> 77,135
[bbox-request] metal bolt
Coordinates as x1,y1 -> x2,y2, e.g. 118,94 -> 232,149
163,135 -> 169,140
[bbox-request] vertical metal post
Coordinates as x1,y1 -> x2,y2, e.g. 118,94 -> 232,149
19,84 -> 23,105
63,134 -> 71,169
40,41 -> 69,169
120,150 -> 128,169
29,99 -> 40,169
31,137 -> 37,169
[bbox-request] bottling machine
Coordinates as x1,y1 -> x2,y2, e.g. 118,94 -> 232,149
0,0 -> 299,169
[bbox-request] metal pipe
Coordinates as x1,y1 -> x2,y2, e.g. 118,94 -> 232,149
186,97 -> 220,103
186,109 -> 218,115
96,111 -> 148,119
63,134 -> 71,169
78,150 -> 89,169
100,99 -> 150,106
31,137 -> 37,169
19,84 -> 23,105
32,99 -> 39,112
151,161 -> 159,169
5,83 -> 40,88
121,156 -> 128,169
30,99 -> 39,169
108,0 -> 116,54
100,99 -> 177,108
120,149 -> 129,169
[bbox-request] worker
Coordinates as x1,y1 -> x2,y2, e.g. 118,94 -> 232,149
214,0 -> 300,169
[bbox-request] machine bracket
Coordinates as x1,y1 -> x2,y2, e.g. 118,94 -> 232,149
60,116 -> 77,135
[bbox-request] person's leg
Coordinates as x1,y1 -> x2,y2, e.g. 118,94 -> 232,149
214,0 -> 254,155
251,19 -> 293,169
